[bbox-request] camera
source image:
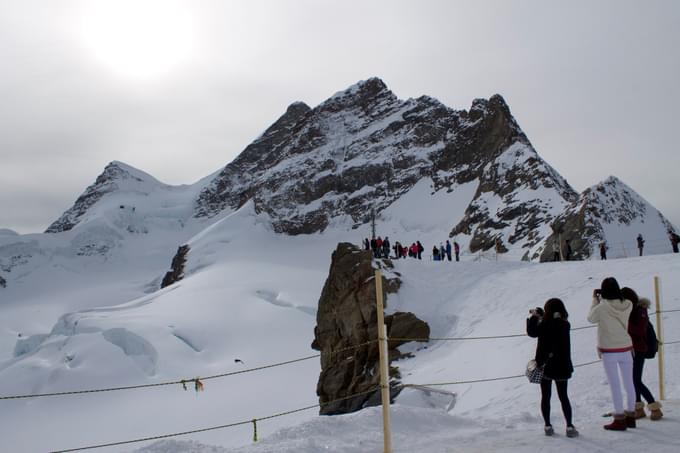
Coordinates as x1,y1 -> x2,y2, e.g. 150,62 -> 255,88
529,307 -> 544,316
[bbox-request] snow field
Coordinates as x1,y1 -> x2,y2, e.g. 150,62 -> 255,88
1,196 -> 679,452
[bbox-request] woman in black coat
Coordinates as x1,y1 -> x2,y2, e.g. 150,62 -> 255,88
527,298 -> 578,437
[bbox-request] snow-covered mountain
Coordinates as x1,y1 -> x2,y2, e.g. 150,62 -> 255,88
2,77 -> 671,274
1,77 -> 680,452
540,176 -> 678,261
194,77 -> 577,259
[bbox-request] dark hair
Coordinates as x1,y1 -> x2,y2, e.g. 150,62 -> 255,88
543,298 -> 569,320
600,277 -> 622,300
621,287 -> 639,304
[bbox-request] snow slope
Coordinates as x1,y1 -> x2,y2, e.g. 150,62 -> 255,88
1,190 -> 680,452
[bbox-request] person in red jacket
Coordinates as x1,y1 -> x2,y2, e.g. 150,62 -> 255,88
623,287 -> 663,420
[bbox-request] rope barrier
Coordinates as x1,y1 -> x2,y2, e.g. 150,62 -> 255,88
4,307 -> 676,401
12,310 -> 674,401
0,340 -> 378,401
390,324 -> 597,343
49,386 -> 381,453
403,359 -> 602,388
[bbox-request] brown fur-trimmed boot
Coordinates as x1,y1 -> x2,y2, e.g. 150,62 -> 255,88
635,401 -> 647,419
649,401 -> 663,421
625,411 -> 637,428
604,414 -> 627,431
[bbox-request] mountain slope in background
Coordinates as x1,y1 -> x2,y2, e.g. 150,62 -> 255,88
4,77 -> 672,273
541,176 -> 677,261
194,77 -> 578,259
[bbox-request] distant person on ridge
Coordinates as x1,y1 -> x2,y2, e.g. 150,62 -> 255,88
370,237 -> 377,257
454,241 -> 460,261
376,237 -> 383,258
636,234 -> 644,257
432,245 -> 440,261
622,287 -> 663,421
363,238 -> 370,251
439,244 -> 446,263
588,277 -> 636,431
599,241 -> 608,260
382,237 -> 390,258
669,231 -> 679,253
410,242 -> 418,258
417,240 -> 424,260
445,240 -> 452,261
565,240 -> 573,261
527,299 -> 578,438
552,239 -> 560,262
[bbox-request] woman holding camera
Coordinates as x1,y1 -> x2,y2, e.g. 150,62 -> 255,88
527,298 -> 578,437
588,277 -> 635,430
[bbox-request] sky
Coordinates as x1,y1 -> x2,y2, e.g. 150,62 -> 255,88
1,0 -> 679,234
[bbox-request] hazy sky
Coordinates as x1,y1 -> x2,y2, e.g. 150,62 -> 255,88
1,0 -> 679,233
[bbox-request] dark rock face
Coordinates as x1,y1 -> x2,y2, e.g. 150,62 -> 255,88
312,242 -> 429,415
46,162 -> 147,233
161,245 -> 190,288
193,78 -> 576,257
0,275 -> 6,288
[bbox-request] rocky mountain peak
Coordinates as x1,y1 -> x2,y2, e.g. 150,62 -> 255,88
539,175 -> 676,261
193,77 -> 578,257
45,161 -> 162,233
318,77 -> 397,114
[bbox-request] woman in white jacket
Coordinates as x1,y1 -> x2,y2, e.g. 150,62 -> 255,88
587,277 -> 635,431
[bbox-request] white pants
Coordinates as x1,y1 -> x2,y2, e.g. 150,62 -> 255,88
602,351 -> 635,415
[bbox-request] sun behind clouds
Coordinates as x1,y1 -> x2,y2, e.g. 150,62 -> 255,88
79,0 -> 195,79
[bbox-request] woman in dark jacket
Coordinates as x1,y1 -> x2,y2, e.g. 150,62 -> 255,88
622,287 -> 663,420
527,298 -> 578,437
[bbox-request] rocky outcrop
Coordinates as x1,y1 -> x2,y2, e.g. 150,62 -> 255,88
0,274 -> 6,288
161,245 -> 190,288
312,242 -> 429,415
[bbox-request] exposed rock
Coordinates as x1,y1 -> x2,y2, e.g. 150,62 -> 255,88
194,77 -> 577,259
0,274 -> 5,288
161,245 -> 190,288
46,161 -> 164,233
312,242 -> 429,415
539,176 -> 677,261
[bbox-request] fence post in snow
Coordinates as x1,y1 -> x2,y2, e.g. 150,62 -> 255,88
374,269 -> 392,453
654,276 -> 665,401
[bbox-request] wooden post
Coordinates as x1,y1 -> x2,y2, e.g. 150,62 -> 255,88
654,276 -> 665,400
374,270 -> 392,453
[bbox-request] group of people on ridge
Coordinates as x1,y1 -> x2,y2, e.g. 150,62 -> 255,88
527,276 -> 662,438
364,237 -> 425,260
432,240 -> 460,262
363,237 -> 460,261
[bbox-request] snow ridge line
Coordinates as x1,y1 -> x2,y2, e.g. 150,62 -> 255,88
49,386 -> 382,453
0,340 -> 378,400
